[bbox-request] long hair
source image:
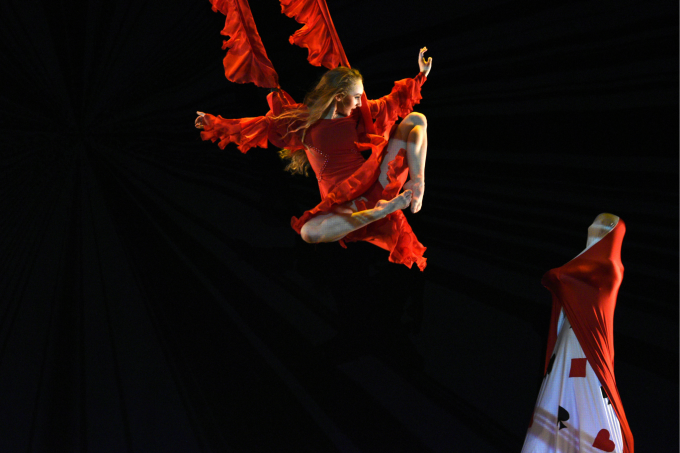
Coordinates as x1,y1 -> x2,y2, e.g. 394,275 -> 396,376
278,67 -> 363,176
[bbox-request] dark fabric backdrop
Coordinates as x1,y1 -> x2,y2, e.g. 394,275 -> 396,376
1,0 -> 677,451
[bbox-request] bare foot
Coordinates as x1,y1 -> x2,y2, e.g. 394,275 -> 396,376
373,190 -> 413,217
403,179 -> 424,213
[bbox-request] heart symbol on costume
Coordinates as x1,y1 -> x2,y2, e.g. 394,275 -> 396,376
592,429 -> 615,452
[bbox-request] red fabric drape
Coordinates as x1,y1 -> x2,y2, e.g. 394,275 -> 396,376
210,0 -> 279,88
279,0 -> 347,69
279,0 -> 376,134
542,221 -> 634,453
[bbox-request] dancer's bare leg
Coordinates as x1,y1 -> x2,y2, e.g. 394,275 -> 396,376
300,190 -> 413,244
379,112 -> 428,213
402,124 -> 427,213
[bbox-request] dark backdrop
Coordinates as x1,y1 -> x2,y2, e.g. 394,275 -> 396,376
1,0 -> 677,452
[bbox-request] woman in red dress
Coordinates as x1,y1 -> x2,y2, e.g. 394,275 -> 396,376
196,48 -> 433,270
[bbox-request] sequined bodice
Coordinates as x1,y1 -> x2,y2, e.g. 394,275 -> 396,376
304,113 -> 367,197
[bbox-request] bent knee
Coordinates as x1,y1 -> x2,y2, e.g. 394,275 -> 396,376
300,223 -> 319,244
405,112 -> 427,129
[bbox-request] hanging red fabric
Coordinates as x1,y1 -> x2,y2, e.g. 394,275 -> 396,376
279,0 -> 376,135
210,0 -> 279,88
279,0 -> 347,69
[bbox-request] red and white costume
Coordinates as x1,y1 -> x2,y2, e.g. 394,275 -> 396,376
522,221 -> 633,453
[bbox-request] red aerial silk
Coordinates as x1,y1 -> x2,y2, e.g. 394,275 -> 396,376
209,0 -> 279,88
542,220 -> 634,452
279,0 -> 348,70
279,0 -> 376,135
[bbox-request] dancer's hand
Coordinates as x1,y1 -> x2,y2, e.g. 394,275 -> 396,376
418,47 -> 432,77
195,111 -> 207,129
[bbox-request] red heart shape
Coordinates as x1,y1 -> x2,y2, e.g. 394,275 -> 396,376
592,429 -> 616,452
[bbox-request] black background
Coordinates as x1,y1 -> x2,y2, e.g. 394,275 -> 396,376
1,0 -> 677,451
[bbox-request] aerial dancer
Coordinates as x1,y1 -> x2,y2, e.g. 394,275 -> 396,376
195,0 -> 432,270
522,213 -> 634,453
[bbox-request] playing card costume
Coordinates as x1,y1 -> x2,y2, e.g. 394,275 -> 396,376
199,0 -> 427,270
522,220 -> 633,453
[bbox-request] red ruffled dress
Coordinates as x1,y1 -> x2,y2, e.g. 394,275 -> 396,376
200,73 -> 428,270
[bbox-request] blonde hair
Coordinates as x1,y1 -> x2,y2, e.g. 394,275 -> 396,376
277,67 -> 363,176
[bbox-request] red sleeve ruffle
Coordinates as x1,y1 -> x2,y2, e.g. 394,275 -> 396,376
199,88 -> 305,153
200,114 -> 270,153
368,72 -> 427,138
